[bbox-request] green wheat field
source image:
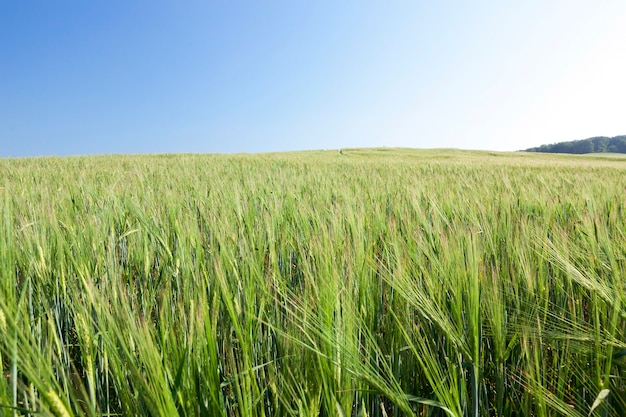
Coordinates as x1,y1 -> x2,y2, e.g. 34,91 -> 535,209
1,148 -> 626,417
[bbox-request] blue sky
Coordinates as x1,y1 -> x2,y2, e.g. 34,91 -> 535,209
1,1 -> 625,157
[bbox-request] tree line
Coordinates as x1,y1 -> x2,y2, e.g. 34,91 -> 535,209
523,135 -> 626,154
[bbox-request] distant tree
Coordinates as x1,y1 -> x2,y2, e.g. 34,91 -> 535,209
571,139 -> 593,154
523,135 -> 626,154
609,136 -> 626,153
591,137 -> 609,152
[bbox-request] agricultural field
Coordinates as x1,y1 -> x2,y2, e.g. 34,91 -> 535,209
1,148 -> 626,417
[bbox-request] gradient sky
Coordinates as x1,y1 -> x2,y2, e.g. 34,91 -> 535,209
2,1 -> 625,157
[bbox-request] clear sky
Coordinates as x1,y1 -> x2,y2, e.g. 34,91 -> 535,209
1,1 -> 625,157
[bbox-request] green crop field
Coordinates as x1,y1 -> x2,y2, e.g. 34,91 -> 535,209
1,149 -> 626,417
